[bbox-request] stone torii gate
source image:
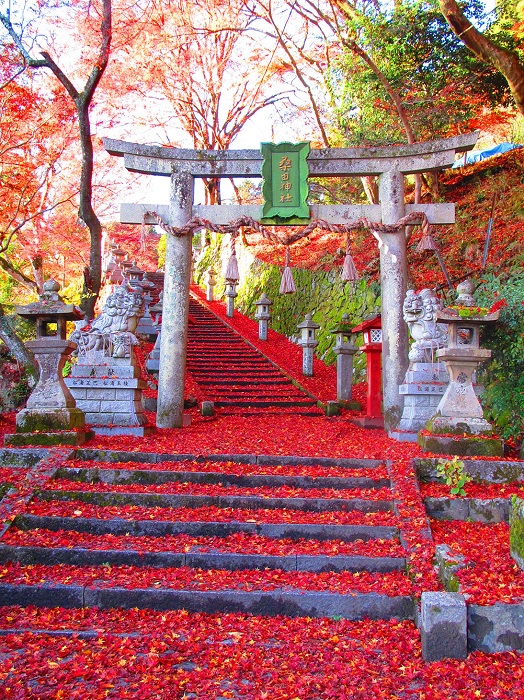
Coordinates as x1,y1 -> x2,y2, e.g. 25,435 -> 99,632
104,133 -> 478,430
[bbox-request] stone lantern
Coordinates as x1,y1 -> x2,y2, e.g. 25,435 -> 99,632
420,282 -> 503,456
5,279 -> 91,446
350,315 -> 383,428
297,313 -> 320,376
225,281 -> 237,318
254,293 -> 273,341
126,262 -> 145,288
135,274 -> 158,340
112,247 -> 126,268
330,313 -> 359,404
206,268 -> 217,302
146,293 -> 164,374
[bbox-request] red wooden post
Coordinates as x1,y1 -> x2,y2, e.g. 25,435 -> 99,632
351,315 -> 384,429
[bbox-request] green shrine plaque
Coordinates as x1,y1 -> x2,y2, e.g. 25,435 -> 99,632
261,142 -> 310,223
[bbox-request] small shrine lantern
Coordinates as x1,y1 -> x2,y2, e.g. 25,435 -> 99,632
297,313 -> 320,376
206,268 -> 217,302
146,292 -> 164,374
254,293 -> 273,341
126,262 -> 145,288
351,314 -> 383,428
330,313 -> 359,403
225,281 -> 238,318
112,247 -> 126,268
6,279 -> 90,446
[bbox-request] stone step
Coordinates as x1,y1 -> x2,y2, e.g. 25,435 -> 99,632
213,400 -> 317,408
54,466 -> 391,490
0,581 -> 416,621
14,514 -> 399,541
197,379 -> 290,386
0,542 -> 406,573
72,450 -> 385,471
36,489 -> 395,513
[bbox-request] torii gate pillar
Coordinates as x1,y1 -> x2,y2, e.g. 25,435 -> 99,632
379,170 -> 408,429
156,172 -> 194,428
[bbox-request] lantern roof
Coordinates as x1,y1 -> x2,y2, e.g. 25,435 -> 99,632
351,313 -> 381,334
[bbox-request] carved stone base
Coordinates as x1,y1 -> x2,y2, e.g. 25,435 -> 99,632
418,432 -> 504,458
15,407 -> 86,433
65,359 -> 150,430
4,429 -> 94,447
427,414 -> 494,436
350,415 -> 385,429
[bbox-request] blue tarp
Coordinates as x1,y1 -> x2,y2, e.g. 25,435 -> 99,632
452,142 -> 522,168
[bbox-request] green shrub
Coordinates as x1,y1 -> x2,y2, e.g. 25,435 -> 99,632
475,271 -> 524,447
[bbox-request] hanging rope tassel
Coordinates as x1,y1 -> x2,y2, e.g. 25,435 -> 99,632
225,236 -> 240,282
279,246 -> 296,294
341,233 -> 359,282
416,218 -> 439,252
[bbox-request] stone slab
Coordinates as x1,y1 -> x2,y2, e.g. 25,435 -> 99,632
425,497 -> 509,523
388,430 -> 419,443
420,591 -> 468,661
418,433 -> 504,457
0,448 -> 49,467
399,384 -> 446,395
88,426 -> 155,437
84,585 -> 416,620
468,603 -> 524,653
0,583 -> 84,609
414,458 -> 524,484
56,466 -> 389,491
17,514 -> 399,545
69,365 -> 141,379
4,431 -> 94,447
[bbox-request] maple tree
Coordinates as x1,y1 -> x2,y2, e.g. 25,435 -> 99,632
0,0 -> 112,318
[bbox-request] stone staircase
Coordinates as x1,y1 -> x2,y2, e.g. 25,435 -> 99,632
0,449 -> 417,621
187,298 -> 322,416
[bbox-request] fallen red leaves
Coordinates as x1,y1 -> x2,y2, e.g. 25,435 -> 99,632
0,562 -> 415,596
431,520 -> 524,606
1,607 -> 524,699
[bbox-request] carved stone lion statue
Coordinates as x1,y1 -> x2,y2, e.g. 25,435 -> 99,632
403,288 -> 448,362
70,286 -> 144,359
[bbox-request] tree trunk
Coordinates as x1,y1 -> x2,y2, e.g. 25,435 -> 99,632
439,0 -> 524,115
0,305 -> 38,385
76,100 -> 103,319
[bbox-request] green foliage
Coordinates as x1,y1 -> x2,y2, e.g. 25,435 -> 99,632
474,271 -> 524,446
325,0 -> 509,146
436,456 -> 472,496
157,234 -> 166,269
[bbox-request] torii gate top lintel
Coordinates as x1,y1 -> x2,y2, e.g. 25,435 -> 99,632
103,132 -> 478,178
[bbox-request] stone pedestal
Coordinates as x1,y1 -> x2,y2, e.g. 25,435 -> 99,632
7,338 -> 91,447
390,362 -> 449,442
66,357 -> 152,436
225,283 -> 237,318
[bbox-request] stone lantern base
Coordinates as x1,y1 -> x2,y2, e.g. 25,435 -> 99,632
417,431 -> 504,457
5,407 -> 94,447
